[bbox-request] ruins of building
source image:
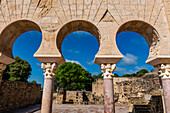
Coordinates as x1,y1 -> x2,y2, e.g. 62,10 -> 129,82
54,72 -> 164,113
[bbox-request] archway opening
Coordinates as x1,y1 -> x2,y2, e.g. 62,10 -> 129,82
56,20 -> 100,53
61,31 -> 100,74
115,20 -> 160,76
56,20 -> 101,77
55,20 -> 102,93
11,31 -> 43,85
0,20 -> 43,85
115,31 -> 154,76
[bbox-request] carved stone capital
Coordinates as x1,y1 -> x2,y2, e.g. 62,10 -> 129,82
101,64 -> 116,79
41,63 -> 58,79
155,64 -> 170,79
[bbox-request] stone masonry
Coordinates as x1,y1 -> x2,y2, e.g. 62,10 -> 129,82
0,0 -> 170,112
0,80 -> 41,112
93,72 -> 163,106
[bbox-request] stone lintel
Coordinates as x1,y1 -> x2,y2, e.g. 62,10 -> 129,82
0,52 -> 15,64
146,55 -> 170,66
94,55 -> 123,65
34,55 -> 65,64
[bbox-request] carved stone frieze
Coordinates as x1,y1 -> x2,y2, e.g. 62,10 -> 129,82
38,0 -> 52,17
101,64 -> 116,79
41,23 -> 59,32
149,30 -> 160,58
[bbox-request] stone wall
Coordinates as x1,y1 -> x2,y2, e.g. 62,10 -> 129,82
92,77 -> 138,96
92,72 -> 163,105
92,79 -> 103,96
0,80 -> 41,112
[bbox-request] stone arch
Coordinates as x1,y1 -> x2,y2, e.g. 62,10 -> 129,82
56,20 -> 101,53
0,20 -> 42,61
116,20 -> 160,64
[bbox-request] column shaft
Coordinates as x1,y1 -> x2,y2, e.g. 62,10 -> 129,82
41,76 -> 54,113
162,78 -> 170,113
104,78 -> 115,113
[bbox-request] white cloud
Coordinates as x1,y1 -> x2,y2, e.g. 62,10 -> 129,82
36,63 -> 41,66
66,49 -> 80,53
135,65 -> 150,70
115,67 -> 137,74
120,53 -> 138,66
66,59 -> 87,70
87,60 -> 94,65
92,72 -> 99,75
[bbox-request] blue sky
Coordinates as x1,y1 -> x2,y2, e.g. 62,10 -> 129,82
12,31 -> 154,87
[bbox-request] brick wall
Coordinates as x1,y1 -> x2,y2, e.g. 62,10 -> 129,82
0,80 -> 41,112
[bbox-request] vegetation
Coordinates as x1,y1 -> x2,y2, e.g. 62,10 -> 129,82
29,80 -> 38,84
2,56 -> 32,82
113,73 -> 119,77
123,69 -> 148,77
54,62 -> 92,91
92,73 -> 103,82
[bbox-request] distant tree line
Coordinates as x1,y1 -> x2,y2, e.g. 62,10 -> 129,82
122,69 -> 148,77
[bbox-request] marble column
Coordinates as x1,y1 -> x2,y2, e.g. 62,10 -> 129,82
41,63 -> 58,113
156,64 -> 170,113
101,64 -> 116,113
0,63 -> 6,82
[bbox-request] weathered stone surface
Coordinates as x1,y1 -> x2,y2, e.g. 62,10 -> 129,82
93,72 -> 163,106
0,0 -> 169,65
0,81 -> 41,112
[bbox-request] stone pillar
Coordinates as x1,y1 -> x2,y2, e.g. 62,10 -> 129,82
0,63 -> 6,82
41,63 -> 58,113
156,64 -> 170,113
101,64 -> 116,113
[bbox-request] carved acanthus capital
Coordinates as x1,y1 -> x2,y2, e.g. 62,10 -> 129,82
155,64 -> 170,79
0,63 -> 6,72
101,64 -> 116,79
41,63 -> 58,78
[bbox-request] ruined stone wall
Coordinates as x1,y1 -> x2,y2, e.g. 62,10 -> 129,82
92,72 -> 162,105
92,77 -> 138,96
92,78 -> 103,96
0,80 -> 41,112
66,91 -> 83,102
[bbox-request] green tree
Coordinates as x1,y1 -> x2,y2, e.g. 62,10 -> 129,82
136,69 -> 148,77
131,73 -> 137,77
122,69 -> 149,77
30,80 -> 38,84
113,73 -> 119,77
3,56 -> 32,82
54,62 -> 92,91
123,74 -> 132,77
92,73 -> 103,82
